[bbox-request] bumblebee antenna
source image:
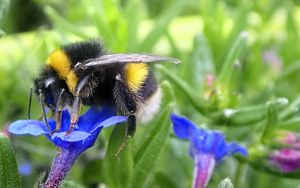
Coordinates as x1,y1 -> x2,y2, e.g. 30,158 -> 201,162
27,87 -> 33,119
38,89 -> 50,130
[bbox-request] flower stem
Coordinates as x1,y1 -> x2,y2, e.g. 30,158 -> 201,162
41,149 -> 79,188
193,154 -> 216,188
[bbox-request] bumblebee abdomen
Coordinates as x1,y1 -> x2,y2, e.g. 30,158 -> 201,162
136,86 -> 162,123
124,63 -> 149,92
124,66 -> 161,123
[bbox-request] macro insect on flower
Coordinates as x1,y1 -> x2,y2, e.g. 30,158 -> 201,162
171,114 -> 248,188
9,105 -> 127,188
31,39 -> 180,150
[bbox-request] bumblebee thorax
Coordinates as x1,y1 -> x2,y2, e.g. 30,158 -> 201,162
47,49 -> 78,94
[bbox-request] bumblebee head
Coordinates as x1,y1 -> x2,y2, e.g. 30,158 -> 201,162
34,68 -> 72,110
34,77 -> 57,110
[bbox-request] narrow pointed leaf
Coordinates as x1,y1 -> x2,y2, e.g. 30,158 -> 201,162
218,31 -> 248,83
44,6 -> 88,39
210,98 -> 288,126
105,124 -> 133,188
183,33 -> 214,89
61,181 -> 85,188
132,81 -> 175,188
261,104 -> 278,142
0,0 -> 9,24
125,0 -> 140,51
0,133 -> 21,188
156,64 -> 206,115
138,0 -> 188,51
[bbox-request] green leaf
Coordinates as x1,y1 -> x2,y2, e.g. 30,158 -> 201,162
82,159 -> 103,186
183,33 -> 214,89
0,133 -> 21,188
210,98 -> 288,126
0,0 -> 9,24
44,6 -> 88,39
156,64 -> 206,115
138,0 -> 188,52
279,96 -> 300,120
60,181 -> 86,188
249,158 -> 300,179
276,117 -> 300,131
124,0 -> 140,51
154,172 -> 179,188
261,103 -> 278,142
0,29 -> 4,37
132,81 -> 175,188
91,1 -> 114,43
218,31 -> 248,83
104,124 -> 133,188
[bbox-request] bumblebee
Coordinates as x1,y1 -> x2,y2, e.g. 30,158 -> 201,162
32,40 -> 179,141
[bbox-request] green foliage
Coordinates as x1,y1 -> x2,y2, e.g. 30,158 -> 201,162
104,124 -> 133,188
0,0 -> 9,25
60,181 -> 86,188
103,81 -> 174,188
0,133 -> 21,188
132,81 -> 174,188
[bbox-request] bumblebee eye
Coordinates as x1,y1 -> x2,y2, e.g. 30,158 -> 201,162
45,77 -> 56,88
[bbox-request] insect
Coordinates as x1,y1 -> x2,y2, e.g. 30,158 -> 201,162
31,40 -> 179,143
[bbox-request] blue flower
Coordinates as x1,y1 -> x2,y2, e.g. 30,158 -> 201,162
171,114 -> 247,188
9,106 -> 127,188
18,162 -> 32,176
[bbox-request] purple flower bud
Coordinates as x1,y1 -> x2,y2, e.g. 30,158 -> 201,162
276,131 -> 300,150
270,148 -> 300,173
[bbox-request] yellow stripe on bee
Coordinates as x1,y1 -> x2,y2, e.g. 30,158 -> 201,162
125,63 -> 149,92
66,71 -> 78,94
47,49 -> 78,94
47,49 -> 71,78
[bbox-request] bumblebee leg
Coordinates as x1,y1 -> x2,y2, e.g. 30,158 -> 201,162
50,89 -> 65,135
50,110 -> 63,135
126,115 -> 136,138
115,73 -> 138,137
67,96 -> 81,135
67,75 -> 91,134
114,74 -> 138,156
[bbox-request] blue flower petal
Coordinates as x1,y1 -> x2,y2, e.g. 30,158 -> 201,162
227,142 -> 248,156
51,131 -> 91,142
171,113 -> 197,139
58,110 -> 71,132
78,106 -> 116,132
97,116 -> 127,128
215,142 -> 248,162
9,120 -> 49,136
172,114 -> 248,163
204,131 -> 225,153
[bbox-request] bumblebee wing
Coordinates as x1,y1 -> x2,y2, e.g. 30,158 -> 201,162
82,54 -> 180,68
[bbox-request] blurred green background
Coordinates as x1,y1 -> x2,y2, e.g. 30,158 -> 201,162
2,0 -> 300,187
